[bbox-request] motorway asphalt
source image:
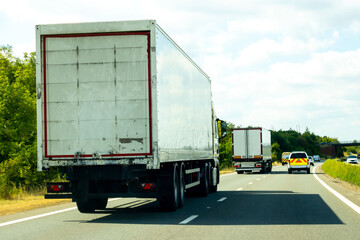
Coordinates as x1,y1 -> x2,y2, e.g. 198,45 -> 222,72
1,163 -> 360,240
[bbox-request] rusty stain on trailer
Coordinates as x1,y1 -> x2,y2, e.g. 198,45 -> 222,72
119,138 -> 144,144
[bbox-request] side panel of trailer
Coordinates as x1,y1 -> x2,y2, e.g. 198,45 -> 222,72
155,27 -> 213,162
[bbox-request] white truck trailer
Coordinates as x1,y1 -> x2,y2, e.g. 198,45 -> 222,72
232,128 -> 272,174
36,20 -> 226,212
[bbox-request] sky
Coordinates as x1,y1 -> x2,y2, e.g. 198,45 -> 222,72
1,0 -> 360,141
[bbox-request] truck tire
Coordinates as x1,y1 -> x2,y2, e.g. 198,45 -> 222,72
209,165 -> 219,193
288,169 -> 292,174
76,200 -> 95,213
260,165 -> 266,174
307,168 -> 310,174
75,180 -> 95,213
178,163 -> 185,208
198,163 -> 209,197
237,171 -> 244,174
158,163 -> 179,211
93,198 -> 108,210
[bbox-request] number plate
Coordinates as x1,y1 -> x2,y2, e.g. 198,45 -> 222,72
241,162 -> 255,168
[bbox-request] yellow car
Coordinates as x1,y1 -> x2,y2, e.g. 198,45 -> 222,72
281,152 -> 290,165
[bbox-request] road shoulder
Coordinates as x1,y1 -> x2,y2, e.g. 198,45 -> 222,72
314,163 -> 360,209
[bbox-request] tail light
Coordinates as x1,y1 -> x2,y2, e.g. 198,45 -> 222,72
47,183 -> 70,193
140,183 -> 156,190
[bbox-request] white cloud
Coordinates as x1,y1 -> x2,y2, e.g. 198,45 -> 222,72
1,0 -> 360,140
348,21 -> 360,33
212,48 -> 360,140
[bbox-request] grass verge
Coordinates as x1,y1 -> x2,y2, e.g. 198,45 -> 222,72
220,167 -> 235,174
322,159 -> 360,187
0,191 -> 71,216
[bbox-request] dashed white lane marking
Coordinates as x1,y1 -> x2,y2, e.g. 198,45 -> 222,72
313,165 -> 360,215
179,215 -> 199,224
217,197 -> 227,202
236,187 -> 243,191
256,178 -> 260,181
248,182 -> 253,185
0,198 -> 122,227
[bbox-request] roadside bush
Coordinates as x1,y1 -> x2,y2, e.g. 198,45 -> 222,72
0,172 -> 19,199
0,46 -> 62,199
322,160 -> 360,187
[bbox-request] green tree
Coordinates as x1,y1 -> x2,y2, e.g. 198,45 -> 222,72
271,128 -> 322,159
219,122 -> 234,169
0,46 -> 59,198
271,142 -> 281,162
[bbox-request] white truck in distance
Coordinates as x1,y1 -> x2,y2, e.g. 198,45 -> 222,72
233,128 -> 272,174
36,20 -> 226,213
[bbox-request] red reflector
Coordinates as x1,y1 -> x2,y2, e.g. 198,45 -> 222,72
141,183 -> 155,190
256,164 -> 261,168
50,184 -> 64,192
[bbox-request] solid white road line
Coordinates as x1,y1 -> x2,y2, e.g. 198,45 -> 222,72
179,215 -> 199,224
0,198 -> 122,227
313,165 -> 360,215
0,207 -> 77,227
217,197 -> 227,202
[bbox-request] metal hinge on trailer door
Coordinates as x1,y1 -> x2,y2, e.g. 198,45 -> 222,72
74,152 -> 82,161
36,86 -> 41,99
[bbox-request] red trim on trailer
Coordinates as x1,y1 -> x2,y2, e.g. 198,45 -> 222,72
43,37 -> 48,157
146,33 -> 153,155
43,32 -> 151,39
260,129 -> 263,156
236,158 -> 262,161
42,31 -> 153,159
48,152 -> 149,158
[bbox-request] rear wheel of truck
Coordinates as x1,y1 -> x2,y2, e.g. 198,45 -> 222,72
93,198 -> 108,210
198,163 -> 209,197
307,168 -> 311,174
237,171 -> 244,174
158,163 -> 179,211
288,169 -> 292,174
178,163 -> 185,208
76,200 -> 95,213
